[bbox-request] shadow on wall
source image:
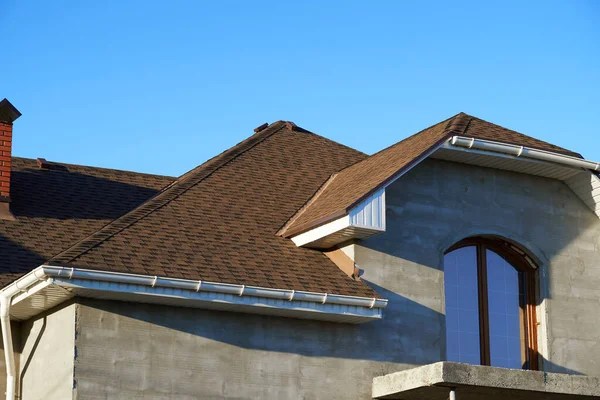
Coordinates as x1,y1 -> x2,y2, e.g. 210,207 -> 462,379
78,282 -> 443,366
540,356 -> 583,375
17,301 -> 76,399
19,316 -> 47,396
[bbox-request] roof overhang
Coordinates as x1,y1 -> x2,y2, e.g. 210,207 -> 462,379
435,137 -> 600,219
2,266 -> 388,324
290,137 -> 600,249
372,362 -> 600,399
290,189 -> 386,248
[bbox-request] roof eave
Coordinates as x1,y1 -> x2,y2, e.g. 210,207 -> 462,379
2,266 -> 388,324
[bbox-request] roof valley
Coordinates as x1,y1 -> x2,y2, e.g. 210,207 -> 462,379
277,173 -> 339,237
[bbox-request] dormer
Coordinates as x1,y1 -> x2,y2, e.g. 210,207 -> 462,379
281,113 -> 600,249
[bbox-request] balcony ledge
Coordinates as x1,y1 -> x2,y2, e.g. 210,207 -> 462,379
372,362 -> 600,400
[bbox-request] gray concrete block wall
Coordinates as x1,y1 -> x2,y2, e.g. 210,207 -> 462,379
73,298 -> 417,400
356,159 -> 600,376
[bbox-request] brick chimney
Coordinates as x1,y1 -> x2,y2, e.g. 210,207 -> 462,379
0,99 -> 22,220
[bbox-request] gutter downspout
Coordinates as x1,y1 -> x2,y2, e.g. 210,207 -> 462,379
0,297 -> 14,400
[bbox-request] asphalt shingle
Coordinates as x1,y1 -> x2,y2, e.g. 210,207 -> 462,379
48,122 -> 378,298
281,113 -> 582,236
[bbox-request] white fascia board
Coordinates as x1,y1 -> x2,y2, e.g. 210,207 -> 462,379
291,215 -> 352,247
1,266 -> 388,323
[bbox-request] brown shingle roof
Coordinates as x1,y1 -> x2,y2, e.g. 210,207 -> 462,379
48,121 -> 378,298
3,113 -> 579,298
280,113 -> 582,236
0,158 -> 174,287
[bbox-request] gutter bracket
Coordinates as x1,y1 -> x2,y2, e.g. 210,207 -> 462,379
369,297 -> 377,309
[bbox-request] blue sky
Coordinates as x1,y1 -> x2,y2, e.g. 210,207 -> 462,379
1,1 -> 598,176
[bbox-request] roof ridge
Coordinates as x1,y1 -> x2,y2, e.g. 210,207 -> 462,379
306,113 -> 462,188
295,125 -> 368,157
49,121 -> 288,265
12,156 -> 176,179
341,113 -> 470,213
336,113 -> 474,212
444,112 -> 472,136
348,113 -> 460,165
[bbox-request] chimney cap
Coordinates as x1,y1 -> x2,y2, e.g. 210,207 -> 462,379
0,99 -> 22,124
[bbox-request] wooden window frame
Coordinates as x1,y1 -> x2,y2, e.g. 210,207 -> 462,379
445,236 -> 539,370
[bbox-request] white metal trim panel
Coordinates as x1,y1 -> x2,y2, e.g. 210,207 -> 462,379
349,188 -> 386,230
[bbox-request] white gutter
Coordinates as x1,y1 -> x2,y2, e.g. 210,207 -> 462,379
450,136 -> 600,172
37,266 -> 388,308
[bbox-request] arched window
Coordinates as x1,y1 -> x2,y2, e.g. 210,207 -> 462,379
444,237 -> 538,370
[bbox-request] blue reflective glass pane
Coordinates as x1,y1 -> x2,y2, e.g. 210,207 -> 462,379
486,249 -> 523,369
444,246 -> 480,364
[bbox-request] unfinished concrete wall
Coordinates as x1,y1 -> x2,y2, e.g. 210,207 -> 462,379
73,296 -> 433,400
356,159 -> 600,376
19,303 -> 76,400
